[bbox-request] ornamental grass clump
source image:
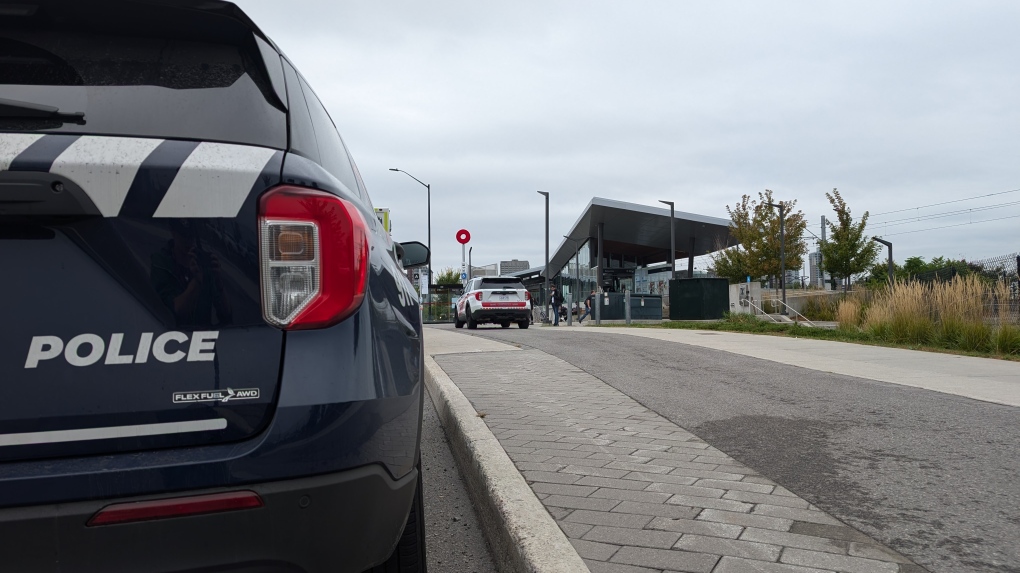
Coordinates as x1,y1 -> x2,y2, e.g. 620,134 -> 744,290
992,279 -> 1020,355
891,281 -> 933,344
932,275 -> 987,349
835,297 -> 863,331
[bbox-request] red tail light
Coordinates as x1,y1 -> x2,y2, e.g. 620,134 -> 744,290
474,292 -> 482,301
525,291 -> 531,301
259,186 -> 369,330
88,491 -> 263,526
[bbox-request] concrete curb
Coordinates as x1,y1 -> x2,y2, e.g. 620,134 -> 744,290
425,355 -> 590,573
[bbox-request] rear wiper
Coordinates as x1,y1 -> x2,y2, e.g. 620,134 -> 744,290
0,97 -> 86,125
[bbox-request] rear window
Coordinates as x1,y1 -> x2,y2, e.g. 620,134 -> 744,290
480,278 -> 526,290
0,29 -> 286,148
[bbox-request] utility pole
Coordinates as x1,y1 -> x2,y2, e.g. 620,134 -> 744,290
767,201 -> 787,314
468,247 -> 472,280
819,215 -> 827,290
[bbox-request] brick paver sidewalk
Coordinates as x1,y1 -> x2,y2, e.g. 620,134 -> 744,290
435,348 -> 925,573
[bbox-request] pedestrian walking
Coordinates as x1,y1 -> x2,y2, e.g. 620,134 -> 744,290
578,289 -> 595,324
549,285 -> 561,325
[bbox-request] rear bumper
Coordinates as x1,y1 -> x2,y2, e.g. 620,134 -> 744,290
0,464 -> 416,573
469,308 -> 530,323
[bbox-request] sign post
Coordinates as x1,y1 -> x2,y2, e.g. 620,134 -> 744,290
456,229 -> 471,287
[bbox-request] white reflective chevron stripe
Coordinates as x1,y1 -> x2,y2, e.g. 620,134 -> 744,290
153,142 -> 277,218
0,133 -> 45,171
49,136 -> 165,217
0,418 -> 227,447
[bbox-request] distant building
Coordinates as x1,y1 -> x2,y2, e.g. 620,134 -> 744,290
499,259 -> 530,275
809,251 -> 829,288
470,263 -> 499,278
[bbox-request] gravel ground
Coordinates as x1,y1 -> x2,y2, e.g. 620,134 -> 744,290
421,386 -> 498,573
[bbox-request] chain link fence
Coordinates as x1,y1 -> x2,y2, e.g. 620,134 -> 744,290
911,252 -> 1020,324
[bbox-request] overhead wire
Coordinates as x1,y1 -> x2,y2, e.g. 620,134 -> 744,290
876,213 -> 1020,237
870,187 -> 1020,218
870,199 -> 1020,229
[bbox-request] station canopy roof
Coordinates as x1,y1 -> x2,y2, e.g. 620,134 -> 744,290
544,197 -> 735,277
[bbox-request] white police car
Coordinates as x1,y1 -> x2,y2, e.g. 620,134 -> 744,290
455,276 -> 531,329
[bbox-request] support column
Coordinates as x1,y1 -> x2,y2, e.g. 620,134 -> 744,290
687,237 -> 696,278
597,223 -> 604,292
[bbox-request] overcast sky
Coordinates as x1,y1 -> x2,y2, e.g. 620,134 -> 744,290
239,1 -> 1020,276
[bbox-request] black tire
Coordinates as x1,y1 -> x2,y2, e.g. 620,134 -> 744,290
467,311 -> 478,329
518,320 -> 529,329
454,312 -> 464,329
370,469 -> 427,572
500,321 -> 511,328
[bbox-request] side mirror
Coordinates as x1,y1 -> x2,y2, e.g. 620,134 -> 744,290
399,241 -> 430,269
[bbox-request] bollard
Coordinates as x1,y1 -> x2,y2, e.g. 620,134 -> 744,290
625,289 -> 631,325
566,294 -> 573,326
594,291 -> 601,326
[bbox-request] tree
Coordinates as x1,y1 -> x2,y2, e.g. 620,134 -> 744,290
818,188 -> 879,291
710,189 -> 808,284
708,245 -> 751,283
434,267 -> 459,285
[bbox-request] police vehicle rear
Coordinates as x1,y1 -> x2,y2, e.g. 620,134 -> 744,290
0,2 -> 429,571
455,276 -> 531,329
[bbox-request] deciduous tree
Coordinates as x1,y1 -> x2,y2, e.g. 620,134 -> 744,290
711,190 -> 807,284
818,188 -> 879,290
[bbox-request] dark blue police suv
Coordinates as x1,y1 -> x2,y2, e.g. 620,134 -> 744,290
0,1 -> 430,571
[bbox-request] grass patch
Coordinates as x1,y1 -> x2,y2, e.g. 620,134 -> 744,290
619,312 -> 1020,361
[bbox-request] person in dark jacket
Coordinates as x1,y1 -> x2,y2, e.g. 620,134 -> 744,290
549,285 -> 561,325
578,289 -> 596,324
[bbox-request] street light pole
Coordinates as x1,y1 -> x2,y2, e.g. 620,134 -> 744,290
766,201 -> 787,314
538,191 -> 550,323
389,168 -> 431,284
872,237 -> 894,286
659,201 -> 675,280
468,246 -> 473,280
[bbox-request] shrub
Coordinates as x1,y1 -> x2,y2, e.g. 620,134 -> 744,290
802,294 -> 837,321
958,321 -> 991,352
994,324 -> 1020,355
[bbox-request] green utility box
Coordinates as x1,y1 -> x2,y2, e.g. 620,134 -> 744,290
668,278 -> 729,320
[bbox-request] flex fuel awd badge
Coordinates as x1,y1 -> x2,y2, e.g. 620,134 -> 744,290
173,388 -> 259,404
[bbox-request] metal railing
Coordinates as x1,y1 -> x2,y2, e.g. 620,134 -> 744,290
771,298 -> 817,327
747,299 -> 782,323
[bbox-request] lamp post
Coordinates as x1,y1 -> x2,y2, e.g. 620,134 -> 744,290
659,200 -> 675,280
538,191 -> 550,323
766,201 -> 787,314
872,237 -> 894,286
468,246 -> 473,280
389,168 -> 431,284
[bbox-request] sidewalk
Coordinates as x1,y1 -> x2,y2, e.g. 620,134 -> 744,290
425,328 -> 924,573
590,327 -> 1020,408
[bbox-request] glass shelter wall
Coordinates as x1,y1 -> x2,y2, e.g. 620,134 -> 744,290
557,240 -> 597,300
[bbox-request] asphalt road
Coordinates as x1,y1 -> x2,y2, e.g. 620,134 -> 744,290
441,324 -> 1020,573
420,386 -> 498,573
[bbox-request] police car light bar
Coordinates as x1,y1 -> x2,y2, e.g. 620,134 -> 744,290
259,186 -> 369,330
